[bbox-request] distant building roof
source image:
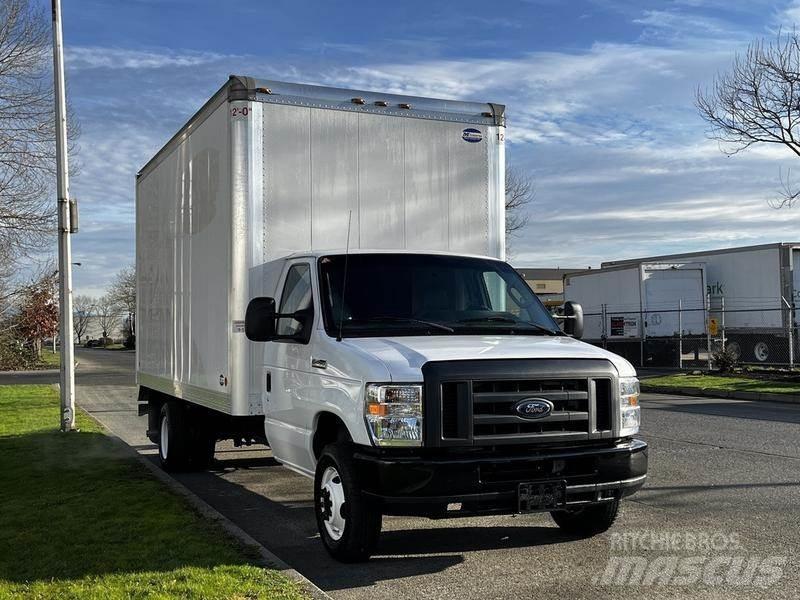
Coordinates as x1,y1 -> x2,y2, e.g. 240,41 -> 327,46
516,267 -> 588,280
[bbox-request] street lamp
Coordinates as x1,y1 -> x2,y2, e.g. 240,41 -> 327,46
51,0 -> 77,432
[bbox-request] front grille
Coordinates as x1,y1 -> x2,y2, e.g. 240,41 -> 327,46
423,359 -> 617,448
472,379 -> 590,438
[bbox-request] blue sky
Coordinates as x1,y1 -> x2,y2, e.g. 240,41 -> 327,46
55,0 -> 800,295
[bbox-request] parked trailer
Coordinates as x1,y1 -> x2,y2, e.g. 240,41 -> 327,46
137,75 -> 647,561
603,243 -> 800,364
564,262 -> 706,366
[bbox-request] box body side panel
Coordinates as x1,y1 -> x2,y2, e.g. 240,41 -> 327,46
136,102 -> 232,413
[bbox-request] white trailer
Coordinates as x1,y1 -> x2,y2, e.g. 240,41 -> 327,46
603,243 -> 800,363
136,76 -> 647,561
564,263 -> 706,366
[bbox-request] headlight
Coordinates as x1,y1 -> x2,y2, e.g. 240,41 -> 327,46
365,384 -> 422,447
619,377 -> 640,437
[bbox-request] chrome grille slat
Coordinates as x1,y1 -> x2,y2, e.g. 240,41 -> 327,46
473,390 -> 589,403
473,411 -> 589,425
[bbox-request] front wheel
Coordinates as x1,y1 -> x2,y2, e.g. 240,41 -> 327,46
314,443 -> 382,562
550,500 -> 620,536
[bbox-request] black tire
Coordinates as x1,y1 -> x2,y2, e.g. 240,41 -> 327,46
158,401 -> 192,471
314,443 -> 382,562
189,426 -> 216,469
550,500 -> 620,536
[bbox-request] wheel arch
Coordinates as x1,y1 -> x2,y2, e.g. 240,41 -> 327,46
312,411 -> 354,460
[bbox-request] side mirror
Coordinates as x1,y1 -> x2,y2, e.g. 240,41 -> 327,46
563,301 -> 584,339
245,297 -> 277,342
291,306 -> 314,343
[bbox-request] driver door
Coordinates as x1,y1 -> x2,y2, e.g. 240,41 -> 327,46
263,260 -> 317,475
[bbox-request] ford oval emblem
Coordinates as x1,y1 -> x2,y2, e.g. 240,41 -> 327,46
513,398 -> 553,419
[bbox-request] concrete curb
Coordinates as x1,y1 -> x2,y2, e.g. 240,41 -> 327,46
80,406 -> 332,600
642,384 -> 800,404
0,368 -> 60,376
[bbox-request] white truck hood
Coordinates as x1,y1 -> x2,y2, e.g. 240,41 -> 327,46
343,335 -> 636,381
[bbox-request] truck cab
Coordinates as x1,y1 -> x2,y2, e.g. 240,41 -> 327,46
245,250 -> 647,561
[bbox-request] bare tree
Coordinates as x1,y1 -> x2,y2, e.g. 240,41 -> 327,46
108,265 -> 135,336
73,294 -> 95,344
0,0 -> 79,264
94,294 -> 120,346
506,165 -> 535,243
697,31 -> 800,207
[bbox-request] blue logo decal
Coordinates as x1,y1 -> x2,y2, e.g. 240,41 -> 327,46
462,128 -> 483,143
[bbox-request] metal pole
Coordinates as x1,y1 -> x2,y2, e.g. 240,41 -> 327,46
706,293 -> 712,371
678,299 -> 683,370
783,296 -> 794,369
721,296 -> 726,351
52,0 -> 75,432
640,308 -> 645,368
601,304 -> 607,349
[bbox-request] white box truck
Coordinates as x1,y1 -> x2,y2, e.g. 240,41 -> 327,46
603,243 -> 799,363
564,262 -> 707,365
136,75 -> 647,561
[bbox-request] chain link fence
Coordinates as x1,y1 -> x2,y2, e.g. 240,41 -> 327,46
581,296 -> 797,369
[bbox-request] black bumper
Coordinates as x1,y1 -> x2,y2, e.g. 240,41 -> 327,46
353,439 -> 648,517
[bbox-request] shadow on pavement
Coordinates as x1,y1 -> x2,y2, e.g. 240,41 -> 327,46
161,450 -> 584,592
645,399 -> 800,425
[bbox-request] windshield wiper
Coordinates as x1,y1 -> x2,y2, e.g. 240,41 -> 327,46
349,316 -> 455,333
456,317 -> 563,336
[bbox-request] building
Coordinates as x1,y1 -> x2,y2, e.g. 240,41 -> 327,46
516,267 -> 587,308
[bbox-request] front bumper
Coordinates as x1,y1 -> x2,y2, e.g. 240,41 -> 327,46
353,439 -> 648,517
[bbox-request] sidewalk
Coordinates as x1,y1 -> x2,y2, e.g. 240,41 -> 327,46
642,383 -> 800,404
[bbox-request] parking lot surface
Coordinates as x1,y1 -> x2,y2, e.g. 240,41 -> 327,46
67,348 -> 800,599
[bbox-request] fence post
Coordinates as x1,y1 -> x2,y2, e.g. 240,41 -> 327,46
640,307 -> 645,368
678,299 -> 683,370
721,296 -> 726,351
783,296 -> 794,369
601,304 -> 607,349
706,293 -> 712,371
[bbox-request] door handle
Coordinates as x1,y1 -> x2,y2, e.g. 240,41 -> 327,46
311,358 -> 328,369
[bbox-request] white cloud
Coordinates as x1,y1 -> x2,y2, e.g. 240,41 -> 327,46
67,46 -> 229,70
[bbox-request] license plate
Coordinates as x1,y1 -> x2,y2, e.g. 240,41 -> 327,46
518,480 -> 567,513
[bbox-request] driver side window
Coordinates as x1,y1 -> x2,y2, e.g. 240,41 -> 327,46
278,263 -> 312,337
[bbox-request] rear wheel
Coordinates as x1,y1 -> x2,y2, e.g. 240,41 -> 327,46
726,341 -> 742,361
158,401 -> 215,471
550,500 -> 620,536
314,443 -> 382,562
158,402 -> 191,471
752,340 -> 770,363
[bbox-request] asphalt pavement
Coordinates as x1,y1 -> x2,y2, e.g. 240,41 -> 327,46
10,347 -> 800,599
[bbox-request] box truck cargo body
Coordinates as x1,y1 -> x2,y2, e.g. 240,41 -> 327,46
136,76 -> 507,417
136,76 -> 647,561
602,243 -> 800,363
564,263 -> 706,366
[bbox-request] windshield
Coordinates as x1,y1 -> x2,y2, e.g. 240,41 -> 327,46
318,254 -> 561,337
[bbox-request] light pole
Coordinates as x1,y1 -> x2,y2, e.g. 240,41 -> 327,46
52,0 -> 76,432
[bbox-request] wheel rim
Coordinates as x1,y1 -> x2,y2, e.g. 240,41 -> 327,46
754,341 -> 769,362
160,414 -> 169,460
319,466 -> 346,541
